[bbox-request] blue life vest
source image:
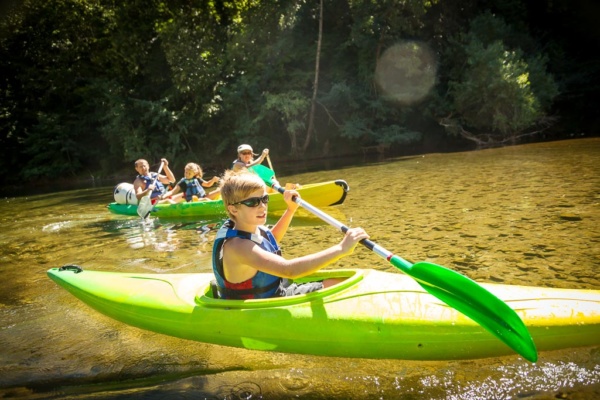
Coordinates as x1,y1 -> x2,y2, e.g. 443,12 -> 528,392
137,173 -> 166,199
212,220 -> 282,299
178,178 -> 206,202
231,158 -> 248,170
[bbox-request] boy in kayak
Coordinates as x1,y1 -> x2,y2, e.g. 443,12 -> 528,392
158,162 -> 221,203
212,170 -> 368,300
133,158 -> 176,204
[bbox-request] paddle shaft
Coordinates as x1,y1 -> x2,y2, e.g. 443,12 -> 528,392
138,161 -> 164,219
266,180 -> 538,362
266,154 -> 275,171
146,162 -> 165,197
270,184 -> 412,271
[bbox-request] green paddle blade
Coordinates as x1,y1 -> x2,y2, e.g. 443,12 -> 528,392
252,163 -> 538,362
392,257 -> 538,362
250,164 -> 277,186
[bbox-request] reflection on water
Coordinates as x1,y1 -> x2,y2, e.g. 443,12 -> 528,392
0,139 -> 599,398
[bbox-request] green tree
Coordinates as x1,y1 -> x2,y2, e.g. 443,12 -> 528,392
1,0 -> 595,191
0,0 -> 113,179
439,12 -> 558,147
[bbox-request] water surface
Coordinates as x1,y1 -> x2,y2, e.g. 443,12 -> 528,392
1,138 -> 599,399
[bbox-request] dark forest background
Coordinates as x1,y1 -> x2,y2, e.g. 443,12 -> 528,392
1,0 -> 599,192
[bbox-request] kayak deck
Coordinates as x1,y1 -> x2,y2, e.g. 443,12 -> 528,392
47,267 -> 600,360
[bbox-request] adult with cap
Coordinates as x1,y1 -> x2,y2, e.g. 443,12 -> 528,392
232,144 -> 270,172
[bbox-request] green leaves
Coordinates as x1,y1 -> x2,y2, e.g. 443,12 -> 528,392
0,1 -> 578,187
443,12 -> 559,146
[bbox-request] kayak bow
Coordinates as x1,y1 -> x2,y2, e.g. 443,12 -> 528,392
47,267 -> 600,361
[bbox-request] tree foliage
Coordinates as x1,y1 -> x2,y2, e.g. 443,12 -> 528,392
439,12 -> 559,147
0,0 -> 595,187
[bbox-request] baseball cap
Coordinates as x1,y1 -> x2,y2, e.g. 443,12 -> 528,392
237,144 -> 256,154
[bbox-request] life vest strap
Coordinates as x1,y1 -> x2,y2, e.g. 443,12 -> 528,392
215,279 -> 281,299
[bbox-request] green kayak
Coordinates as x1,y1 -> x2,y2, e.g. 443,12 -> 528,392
47,266 -> 600,360
108,179 -> 349,218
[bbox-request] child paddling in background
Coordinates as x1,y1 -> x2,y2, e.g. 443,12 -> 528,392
212,170 -> 369,300
133,158 -> 176,204
231,144 -> 270,172
159,163 -> 220,203
232,143 -> 300,191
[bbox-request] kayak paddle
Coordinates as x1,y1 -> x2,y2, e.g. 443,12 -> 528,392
266,154 -> 275,172
265,154 -> 279,187
251,164 -> 538,362
137,161 -> 164,219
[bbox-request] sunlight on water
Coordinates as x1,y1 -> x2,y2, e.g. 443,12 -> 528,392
443,360 -> 600,399
0,139 -> 599,398
41,221 -> 77,232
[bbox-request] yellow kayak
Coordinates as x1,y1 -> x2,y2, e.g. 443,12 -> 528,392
108,179 -> 349,218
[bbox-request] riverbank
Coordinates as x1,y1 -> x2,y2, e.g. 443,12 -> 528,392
8,135 -> 593,198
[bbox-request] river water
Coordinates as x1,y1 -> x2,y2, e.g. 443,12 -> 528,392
1,138 -> 599,399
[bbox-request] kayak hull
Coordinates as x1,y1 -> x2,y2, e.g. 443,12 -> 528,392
47,267 -> 600,360
107,180 -> 349,218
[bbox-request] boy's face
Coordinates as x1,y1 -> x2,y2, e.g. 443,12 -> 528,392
135,161 -> 150,176
228,188 -> 268,227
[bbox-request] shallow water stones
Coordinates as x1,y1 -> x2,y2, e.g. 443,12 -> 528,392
516,264 -> 538,272
523,252 -> 543,258
559,213 -> 582,221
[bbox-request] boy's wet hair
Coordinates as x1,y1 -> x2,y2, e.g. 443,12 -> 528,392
220,170 -> 266,216
134,159 -> 149,168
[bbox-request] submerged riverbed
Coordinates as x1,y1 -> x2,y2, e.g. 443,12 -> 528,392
1,138 -> 599,399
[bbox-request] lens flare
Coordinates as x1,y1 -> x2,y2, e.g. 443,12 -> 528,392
375,41 -> 437,105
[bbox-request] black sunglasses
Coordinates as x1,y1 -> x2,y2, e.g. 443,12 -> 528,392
232,194 -> 269,207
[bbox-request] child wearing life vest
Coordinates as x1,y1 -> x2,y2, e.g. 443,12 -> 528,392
159,163 -> 221,203
231,144 -> 270,172
133,158 -> 176,204
232,144 -> 289,192
212,170 -> 368,300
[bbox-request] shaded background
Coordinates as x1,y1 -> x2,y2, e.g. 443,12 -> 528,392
1,0 -> 599,195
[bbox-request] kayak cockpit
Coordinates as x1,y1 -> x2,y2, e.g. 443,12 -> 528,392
195,269 -> 364,309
